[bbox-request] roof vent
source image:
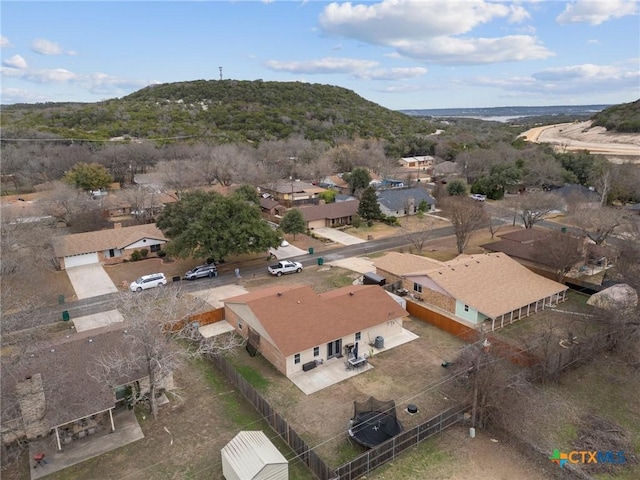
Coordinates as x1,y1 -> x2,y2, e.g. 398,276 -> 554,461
297,300 -> 301,304
277,292 -> 283,296
50,349 -> 55,353
349,291 -> 354,296
88,338 -> 93,343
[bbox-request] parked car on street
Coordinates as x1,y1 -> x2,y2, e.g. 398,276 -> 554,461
184,264 -> 218,280
129,273 -> 167,292
268,260 -> 303,276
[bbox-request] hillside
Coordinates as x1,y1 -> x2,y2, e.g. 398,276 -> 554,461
591,99 -> 640,133
0,80 -> 435,143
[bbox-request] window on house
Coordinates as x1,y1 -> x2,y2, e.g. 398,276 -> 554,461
464,304 -> 469,312
313,346 -> 319,357
355,332 -> 361,341
413,283 -> 423,293
108,249 -> 115,258
150,244 -> 161,253
294,353 -> 301,364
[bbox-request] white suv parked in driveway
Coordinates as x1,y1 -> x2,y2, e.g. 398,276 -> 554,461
129,273 -> 167,292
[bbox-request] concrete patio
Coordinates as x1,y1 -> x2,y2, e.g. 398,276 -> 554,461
28,408 -> 143,480
289,328 -> 419,395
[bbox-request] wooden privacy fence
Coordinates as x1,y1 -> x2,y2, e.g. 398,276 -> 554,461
406,301 -> 477,342
209,354 -> 333,480
164,307 -> 225,333
333,404 -> 469,480
407,301 -> 540,368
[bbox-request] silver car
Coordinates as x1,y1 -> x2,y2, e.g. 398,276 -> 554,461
184,264 -> 218,280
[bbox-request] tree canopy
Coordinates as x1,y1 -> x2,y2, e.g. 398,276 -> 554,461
156,190 -> 280,260
358,186 -> 382,221
63,162 -> 113,191
279,208 -> 306,239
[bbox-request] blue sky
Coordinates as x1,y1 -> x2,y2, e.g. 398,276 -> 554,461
1,0 -> 639,110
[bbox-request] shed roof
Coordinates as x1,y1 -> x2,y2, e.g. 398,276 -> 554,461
222,430 -> 287,479
52,223 -> 167,257
225,284 -> 408,356
374,251 -> 445,276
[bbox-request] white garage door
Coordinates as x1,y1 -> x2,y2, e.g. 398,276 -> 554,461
64,252 -> 99,268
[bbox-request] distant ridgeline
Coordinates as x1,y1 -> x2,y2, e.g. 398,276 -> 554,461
400,105 -> 613,120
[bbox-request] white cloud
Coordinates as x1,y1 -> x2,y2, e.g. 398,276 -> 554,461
2,55 -> 28,69
318,0 -> 550,64
265,57 -> 378,74
354,66 -> 427,80
397,35 -> 553,64
30,38 -> 75,55
474,63 -> 640,97
74,72 -> 152,95
0,36 -> 11,48
557,0 -> 638,26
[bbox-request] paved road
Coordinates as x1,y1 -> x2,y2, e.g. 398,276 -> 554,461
3,225 -> 456,333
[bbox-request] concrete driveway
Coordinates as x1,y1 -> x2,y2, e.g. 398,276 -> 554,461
65,264 -> 119,299
312,227 -> 367,246
269,243 -> 307,259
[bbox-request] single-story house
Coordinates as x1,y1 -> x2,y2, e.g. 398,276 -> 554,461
259,180 -> 326,208
259,196 -> 285,216
377,187 -> 436,217
480,228 -> 617,282
221,430 -> 288,480
224,284 -> 408,376
398,155 -> 434,168
374,252 -> 568,331
429,161 -> 460,178
0,326 -> 170,451
551,184 -> 601,211
52,223 -> 168,269
319,175 -> 350,194
297,200 -> 360,229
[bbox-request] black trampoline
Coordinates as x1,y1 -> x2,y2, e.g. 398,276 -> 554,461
347,397 -> 403,448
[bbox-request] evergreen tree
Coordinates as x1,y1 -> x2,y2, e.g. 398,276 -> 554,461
279,208 -> 306,239
64,162 -> 113,192
358,186 -> 382,221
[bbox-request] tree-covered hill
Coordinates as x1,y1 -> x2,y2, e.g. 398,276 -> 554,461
591,99 -> 640,133
0,80 -> 435,144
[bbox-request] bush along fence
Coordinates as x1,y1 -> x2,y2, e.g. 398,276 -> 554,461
333,404 -> 470,480
209,353 -> 334,480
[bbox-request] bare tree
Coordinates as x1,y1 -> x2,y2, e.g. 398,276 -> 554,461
40,180 -> 102,227
402,218 -> 436,254
442,197 -> 487,254
533,230 -> 585,282
517,191 -> 558,229
571,206 -> 628,245
88,287 -> 243,418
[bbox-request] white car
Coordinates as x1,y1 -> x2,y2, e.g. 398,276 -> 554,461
470,194 -> 487,202
268,260 -> 303,277
129,273 -> 167,292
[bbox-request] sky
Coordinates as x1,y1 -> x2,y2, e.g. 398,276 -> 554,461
1,0 -> 639,110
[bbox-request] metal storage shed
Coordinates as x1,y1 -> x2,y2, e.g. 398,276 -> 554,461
221,431 -> 288,480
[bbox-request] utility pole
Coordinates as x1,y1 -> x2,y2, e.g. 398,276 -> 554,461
219,66 -> 223,81
471,327 -> 489,432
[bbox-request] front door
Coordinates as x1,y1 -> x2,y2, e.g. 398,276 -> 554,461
327,339 -> 342,359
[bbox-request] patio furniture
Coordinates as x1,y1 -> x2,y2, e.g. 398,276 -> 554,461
348,356 -> 367,370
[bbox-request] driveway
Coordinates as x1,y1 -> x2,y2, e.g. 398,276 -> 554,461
65,264 -> 119,299
312,227 -> 367,246
269,243 -> 308,259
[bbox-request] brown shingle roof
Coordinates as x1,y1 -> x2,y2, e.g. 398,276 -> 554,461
225,284 -> 407,356
373,251 -> 446,276
52,223 -> 167,257
406,253 -> 567,318
298,200 -> 359,222
1,326 -> 147,428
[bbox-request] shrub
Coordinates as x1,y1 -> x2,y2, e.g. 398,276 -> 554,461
157,250 -> 167,258
130,250 -> 142,261
352,215 -> 362,228
140,249 -> 149,259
